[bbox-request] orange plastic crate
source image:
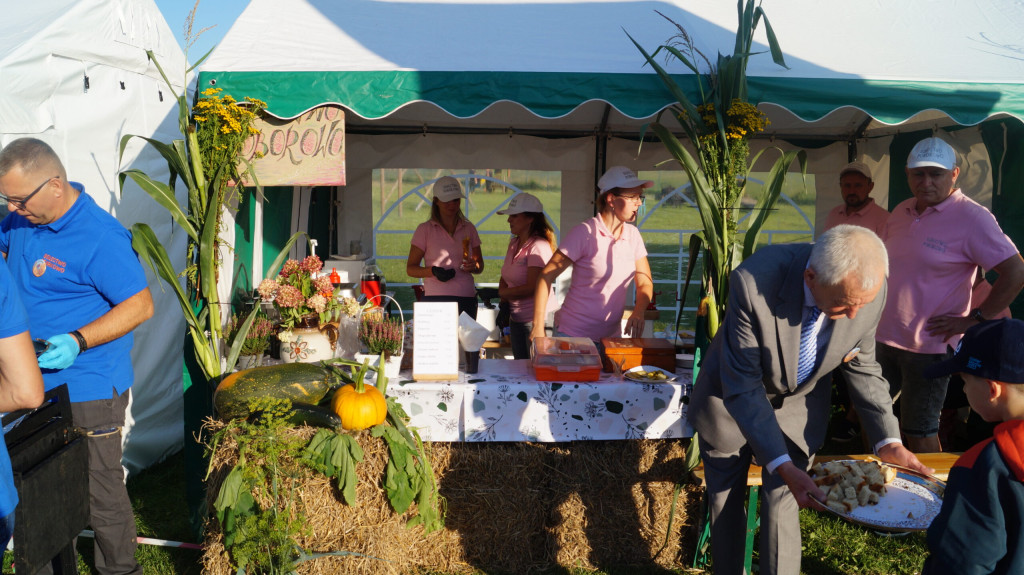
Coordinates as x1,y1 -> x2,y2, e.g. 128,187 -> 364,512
531,337 -> 602,381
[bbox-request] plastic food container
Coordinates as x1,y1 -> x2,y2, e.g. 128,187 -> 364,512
531,337 -> 602,381
601,337 -> 676,372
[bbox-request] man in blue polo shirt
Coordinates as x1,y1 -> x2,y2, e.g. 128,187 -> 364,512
0,138 -> 153,575
0,257 -> 46,548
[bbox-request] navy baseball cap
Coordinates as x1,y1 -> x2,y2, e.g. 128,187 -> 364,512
924,318 -> 1024,383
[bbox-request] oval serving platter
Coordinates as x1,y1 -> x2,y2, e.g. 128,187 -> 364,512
812,460 -> 945,532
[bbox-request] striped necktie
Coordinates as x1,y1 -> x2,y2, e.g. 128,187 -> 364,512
796,306 -> 822,385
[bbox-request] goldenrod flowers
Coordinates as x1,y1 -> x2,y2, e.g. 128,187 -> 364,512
192,88 -> 266,182
694,99 -> 769,142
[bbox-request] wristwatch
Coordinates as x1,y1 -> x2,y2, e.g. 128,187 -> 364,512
970,309 -> 986,323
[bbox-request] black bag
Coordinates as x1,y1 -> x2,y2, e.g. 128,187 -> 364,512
496,300 -> 511,330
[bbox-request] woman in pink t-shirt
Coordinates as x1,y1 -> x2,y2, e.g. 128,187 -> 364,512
531,166 -> 654,343
496,193 -> 556,359
406,176 -> 483,319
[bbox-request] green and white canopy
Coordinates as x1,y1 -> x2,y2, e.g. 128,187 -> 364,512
200,0 -> 1024,287
199,0 -> 1024,137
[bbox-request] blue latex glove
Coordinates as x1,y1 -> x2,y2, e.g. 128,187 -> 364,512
38,333 -> 81,370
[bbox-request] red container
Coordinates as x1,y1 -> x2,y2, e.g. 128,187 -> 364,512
361,264 -> 385,306
531,337 -> 602,382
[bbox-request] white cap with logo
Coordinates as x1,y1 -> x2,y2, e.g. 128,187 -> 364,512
907,137 -> 957,170
496,192 -> 544,215
597,166 -> 654,194
432,176 -> 463,202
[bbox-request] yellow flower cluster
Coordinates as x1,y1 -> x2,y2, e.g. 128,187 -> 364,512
190,87 -> 267,189
193,88 -> 265,136
693,99 -> 769,141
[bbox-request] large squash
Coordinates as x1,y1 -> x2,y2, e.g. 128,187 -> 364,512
214,363 -> 334,420
331,381 -> 387,430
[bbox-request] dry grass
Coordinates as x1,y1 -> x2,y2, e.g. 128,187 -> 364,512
202,421 -> 699,574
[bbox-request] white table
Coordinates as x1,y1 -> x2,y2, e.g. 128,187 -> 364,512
388,359 -> 693,442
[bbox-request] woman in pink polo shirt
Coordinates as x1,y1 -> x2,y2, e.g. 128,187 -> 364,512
531,166 -> 654,343
406,176 -> 484,319
497,193 -> 556,359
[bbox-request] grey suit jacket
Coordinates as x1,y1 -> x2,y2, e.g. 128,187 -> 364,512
689,243 -> 900,465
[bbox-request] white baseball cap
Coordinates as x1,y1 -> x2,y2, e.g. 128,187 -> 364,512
496,193 -> 544,215
840,161 -> 873,180
432,176 -> 463,202
597,166 -> 654,194
907,137 -> 957,170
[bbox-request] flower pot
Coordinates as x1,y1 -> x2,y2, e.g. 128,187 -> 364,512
280,318 -> 338,364
236,353 -> 263,370
352,352 -> 402,383
383,353 -> 403,380
353,352 -> 382,371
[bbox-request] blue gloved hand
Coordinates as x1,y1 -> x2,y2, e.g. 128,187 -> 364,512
37,333 -> 81,370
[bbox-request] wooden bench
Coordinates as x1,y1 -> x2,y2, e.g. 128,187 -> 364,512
691,452 -> 960,572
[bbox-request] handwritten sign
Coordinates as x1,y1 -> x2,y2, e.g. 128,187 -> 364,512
236,105 -> 345,186
413,302 -> 460,381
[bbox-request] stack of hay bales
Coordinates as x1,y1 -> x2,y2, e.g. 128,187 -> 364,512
203,424 -> 699,574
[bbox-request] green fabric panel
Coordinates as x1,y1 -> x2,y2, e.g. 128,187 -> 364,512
980,118 -> 1024,317
307,186 -> 333,258
233,187 -> 331,298
232,188 -> 256,304
196,70 -> 1024,126
262,186 -> 295,276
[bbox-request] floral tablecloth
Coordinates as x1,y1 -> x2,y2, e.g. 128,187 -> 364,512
388,359 -> 693,442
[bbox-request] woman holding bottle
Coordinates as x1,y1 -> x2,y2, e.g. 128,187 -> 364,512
406,176 -> 483,319
531,166 -> 653,343
497,193 -> 556,359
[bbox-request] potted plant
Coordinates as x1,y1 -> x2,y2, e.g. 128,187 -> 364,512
357,311 -> 405,381
257,255 -> 347,363
228,312 -> 274,369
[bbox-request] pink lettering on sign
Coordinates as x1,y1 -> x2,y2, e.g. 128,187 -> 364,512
237,105 -> 346,186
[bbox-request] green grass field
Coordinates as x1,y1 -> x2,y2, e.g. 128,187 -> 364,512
370,168 -> 817,331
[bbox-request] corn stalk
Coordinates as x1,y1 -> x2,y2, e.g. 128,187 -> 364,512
629,0 -> 807,339
118,50 -> 303,380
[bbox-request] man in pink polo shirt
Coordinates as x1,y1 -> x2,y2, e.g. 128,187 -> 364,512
824,161 -> 890,443
877,136 -> 1024,453
823,161 -> 889,236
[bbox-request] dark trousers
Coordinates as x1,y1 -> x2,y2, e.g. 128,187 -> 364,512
0,511 -> 12,551
41,389 -> 141,575
509,320 -> 533,360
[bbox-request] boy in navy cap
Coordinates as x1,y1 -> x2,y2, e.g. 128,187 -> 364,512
921,318 -> 1024,575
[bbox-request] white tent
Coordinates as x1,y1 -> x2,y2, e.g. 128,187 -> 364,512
0,0 -> 188,474
200,0 -> 1024,257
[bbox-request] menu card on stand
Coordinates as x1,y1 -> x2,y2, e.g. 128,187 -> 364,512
412,302 -> 459,380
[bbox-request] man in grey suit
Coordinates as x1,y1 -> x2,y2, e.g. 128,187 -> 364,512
689,225 -> 931,575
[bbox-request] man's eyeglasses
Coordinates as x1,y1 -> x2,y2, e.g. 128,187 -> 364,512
2,176 -> 57,210
614,193 -> 646,204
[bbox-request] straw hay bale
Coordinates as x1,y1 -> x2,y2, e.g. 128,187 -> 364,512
202,421 -> 700,574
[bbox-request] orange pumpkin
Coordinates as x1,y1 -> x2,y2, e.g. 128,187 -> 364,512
331,381 -> 387,430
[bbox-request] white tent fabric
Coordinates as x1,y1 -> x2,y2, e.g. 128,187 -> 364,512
200,0 -> 1021,253
0,0 -> 188,474
201,0 -> 1024,132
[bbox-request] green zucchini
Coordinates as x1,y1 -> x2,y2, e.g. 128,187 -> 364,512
214,363 -> 335,420
285,402 -> 344,429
